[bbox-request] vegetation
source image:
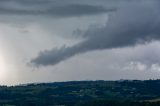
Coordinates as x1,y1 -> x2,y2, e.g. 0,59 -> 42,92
0,80 -> 160,106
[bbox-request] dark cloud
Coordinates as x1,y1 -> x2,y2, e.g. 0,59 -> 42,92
31,1 -> 160,66
0,0 -> 113,17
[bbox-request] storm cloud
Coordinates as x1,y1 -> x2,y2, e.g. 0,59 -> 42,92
0,0 -> 113,17
31,1 -> 160,66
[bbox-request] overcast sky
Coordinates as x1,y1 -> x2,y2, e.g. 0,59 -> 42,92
0,0 -> 160,85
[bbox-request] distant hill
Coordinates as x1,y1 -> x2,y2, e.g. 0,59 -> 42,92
0,80 -> 160,106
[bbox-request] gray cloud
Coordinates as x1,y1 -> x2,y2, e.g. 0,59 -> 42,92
31,1 -> 160,66
0,0 -> 113,17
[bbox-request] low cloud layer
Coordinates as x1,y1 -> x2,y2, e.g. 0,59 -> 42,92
31,1 -> 160,66
0,0 -> 112,17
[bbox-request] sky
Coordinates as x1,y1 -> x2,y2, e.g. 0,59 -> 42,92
0,0 -> 160,85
